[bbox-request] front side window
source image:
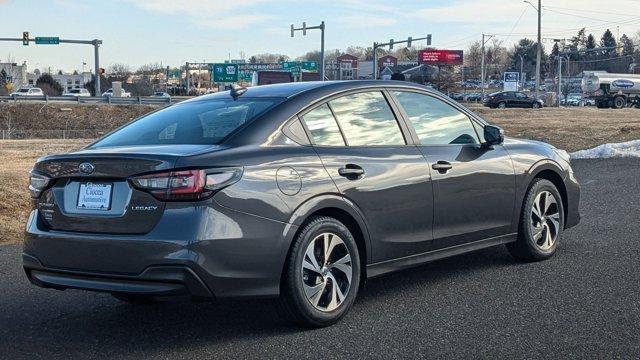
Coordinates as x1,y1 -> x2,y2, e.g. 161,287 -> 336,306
301,104 -> 345,146
329,91 -> 405,146
393,91 -> 479,145
515,92 -> 527,99
91,98 -> 278,147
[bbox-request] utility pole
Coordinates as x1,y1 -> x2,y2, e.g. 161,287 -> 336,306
291,21 -> 325,81
524,0 -> 542,98
185,62 -> 189,95
535,0 -> 542,100
93,39 -> 100,96
481,33 -> 493,100
518,54 -> 525,91
372,35 -> 431,80
556,55 -> 562,107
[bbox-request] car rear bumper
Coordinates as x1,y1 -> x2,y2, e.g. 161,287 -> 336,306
23,253 -> 213,298
23,201 -> 297,299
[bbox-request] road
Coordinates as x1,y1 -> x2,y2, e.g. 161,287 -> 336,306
1,158 -> 638,359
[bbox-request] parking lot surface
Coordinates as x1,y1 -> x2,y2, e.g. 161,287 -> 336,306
0,158 -> 638,359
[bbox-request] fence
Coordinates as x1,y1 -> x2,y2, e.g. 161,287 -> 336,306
1,129 -> 104,140
0,95 -> 191,105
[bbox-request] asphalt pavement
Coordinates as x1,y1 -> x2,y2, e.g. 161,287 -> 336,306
1,158 -> 638,359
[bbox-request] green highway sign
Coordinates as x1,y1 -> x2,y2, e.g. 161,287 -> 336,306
35,36 -> 60,45
211,63 -> 239,83
282,61 -> 298,70
301,61 -> 318,72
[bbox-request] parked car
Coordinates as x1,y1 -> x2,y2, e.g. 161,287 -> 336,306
102,88 -> 131,97
23,81 -> 580,327
464,93 -> 482,102
484,91 -> 543,109
10,87 -> 44,96
152,91 -> 171,98
448,92 -> 464,101
63,88 -> 91,97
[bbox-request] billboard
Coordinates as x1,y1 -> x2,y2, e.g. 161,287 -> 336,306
418,50 -> 463,65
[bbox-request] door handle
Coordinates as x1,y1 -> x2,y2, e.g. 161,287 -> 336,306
432,161 -> 452,173
338,164 -> 365,178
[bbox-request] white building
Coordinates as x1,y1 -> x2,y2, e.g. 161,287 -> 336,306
26,70 -> 92,91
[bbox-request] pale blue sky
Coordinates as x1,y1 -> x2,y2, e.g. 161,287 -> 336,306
2,0 -> 638,72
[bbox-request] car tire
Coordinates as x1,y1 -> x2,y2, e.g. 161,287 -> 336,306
497,102 -> 506,109
112,294 -> 156,304
507,179 -> 564,262
532,102 -> 541,109
278,216 -> 361,328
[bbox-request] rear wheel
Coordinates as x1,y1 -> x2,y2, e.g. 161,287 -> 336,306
612,96 -> 627,109
507,179 -> 564,261
279,216 -> 360,328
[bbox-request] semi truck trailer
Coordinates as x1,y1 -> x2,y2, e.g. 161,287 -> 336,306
582,71 -> 640,109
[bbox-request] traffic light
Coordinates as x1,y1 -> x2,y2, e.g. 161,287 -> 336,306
427,34 -> 432,46
407,37 -> 412,48
22,32 -> 29,46
389,39 -> 394,50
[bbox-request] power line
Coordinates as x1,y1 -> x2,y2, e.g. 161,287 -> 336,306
543,5 -> 640,17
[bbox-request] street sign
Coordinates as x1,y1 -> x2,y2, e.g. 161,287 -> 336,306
22,32 -> 29,46
35,37 -> 60,45
301,61 -> 318,72
212,63 -> 238,82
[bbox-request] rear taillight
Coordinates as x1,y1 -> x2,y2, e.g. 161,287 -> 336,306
29,172 -> 51,198
130,168 -> 242,201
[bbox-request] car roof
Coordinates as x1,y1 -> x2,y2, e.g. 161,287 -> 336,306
187,80 -> 438,103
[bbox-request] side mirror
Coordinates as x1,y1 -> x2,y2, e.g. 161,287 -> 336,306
483,125 -> 504,147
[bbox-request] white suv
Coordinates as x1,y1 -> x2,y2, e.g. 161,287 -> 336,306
11,87 -> 44,96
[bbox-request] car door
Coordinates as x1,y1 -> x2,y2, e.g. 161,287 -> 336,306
515,92 -> 529,107
390,90 -> 515,250
299,91 -> 434,262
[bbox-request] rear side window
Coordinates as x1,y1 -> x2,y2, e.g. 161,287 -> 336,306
91,99 -> 278,147
329,91 -> 405,146
301,104 -> 345,146
393,91 -> 479,145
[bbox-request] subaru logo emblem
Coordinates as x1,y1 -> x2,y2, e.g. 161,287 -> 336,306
78,162 -> 95,174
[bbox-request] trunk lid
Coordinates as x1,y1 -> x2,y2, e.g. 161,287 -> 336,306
33,144 -> 218,234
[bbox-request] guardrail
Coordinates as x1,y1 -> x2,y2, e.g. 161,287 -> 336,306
0,95 -> 192,105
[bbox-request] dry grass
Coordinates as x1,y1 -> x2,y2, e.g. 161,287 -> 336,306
0,140 -> 89,244
469,105 -> 640,152
1,106 -> 639,245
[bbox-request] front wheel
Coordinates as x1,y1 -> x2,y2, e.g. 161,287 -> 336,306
532,102 -> 541,109
497,101 -> 507,109
613,96 -> 627,109
507,179 -> 564,261
279,216 -> 361,327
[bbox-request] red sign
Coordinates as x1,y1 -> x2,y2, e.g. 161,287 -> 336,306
377,55 -> 397,70
418,50 -> 463,65
337,54 -> 359,69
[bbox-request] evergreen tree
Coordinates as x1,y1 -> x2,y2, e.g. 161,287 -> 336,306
585,34 -> 596,50
619,34 -> 635,56
600,29 -> 617,56
36,73 -> 63,96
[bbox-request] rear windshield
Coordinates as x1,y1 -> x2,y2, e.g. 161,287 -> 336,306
91,98 -> 279,147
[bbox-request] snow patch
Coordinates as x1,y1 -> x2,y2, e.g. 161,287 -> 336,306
570,140 -> 640,159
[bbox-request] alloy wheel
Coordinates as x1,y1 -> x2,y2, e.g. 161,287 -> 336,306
530,191 -> 560,251
301,232 -> 353,312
